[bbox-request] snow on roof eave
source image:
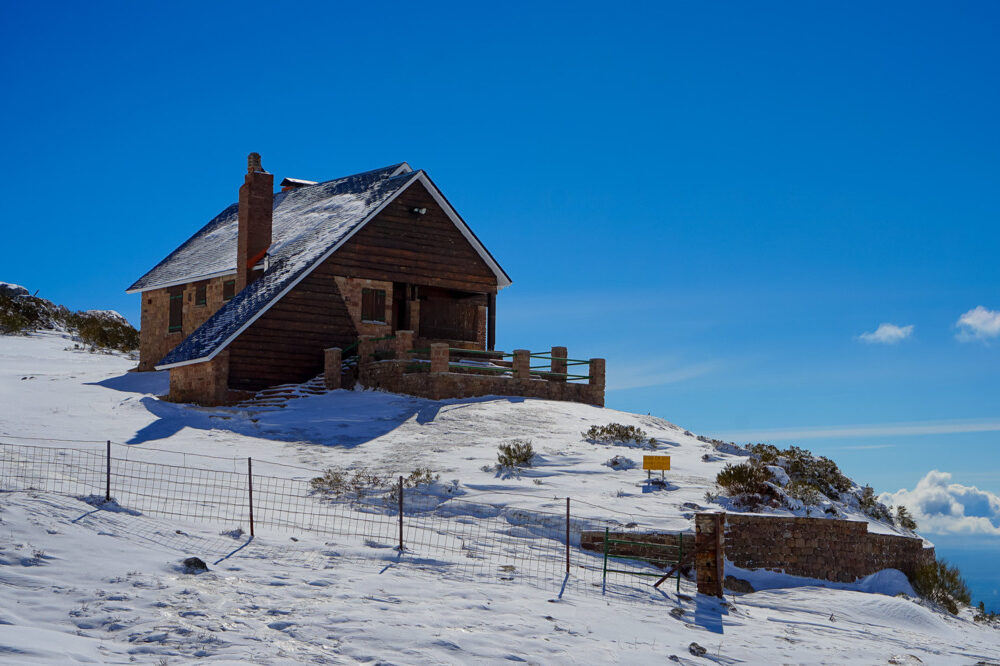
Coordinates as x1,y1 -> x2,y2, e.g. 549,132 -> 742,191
155,169 -> 509,371
125,268 -> 236,294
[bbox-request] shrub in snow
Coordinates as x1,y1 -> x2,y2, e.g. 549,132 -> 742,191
67,311 -> 139,352
716,461 -> 771,495
310,468 -> 347,496
749,443 -> 852,499
894,505 -> 918,531
604,455 -> 637,471
582,423 -> 656,448
715,461 -> 780,509
386,467 -> 442,504
497,439 -> 535,469
857,485 -> 894,523
0,293 -> 65,334
973,601 -> 999,624
785,480 -> 823,507
912,558 -> 971,615
310,467 -> 389,499
0,291 -> 138,352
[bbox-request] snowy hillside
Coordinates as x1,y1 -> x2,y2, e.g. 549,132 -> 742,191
1,331 -> 998,663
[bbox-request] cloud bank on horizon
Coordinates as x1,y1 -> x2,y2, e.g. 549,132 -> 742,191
857,323 -> 914,344
881,470 -> 1000,536
956,306 -> 1000,342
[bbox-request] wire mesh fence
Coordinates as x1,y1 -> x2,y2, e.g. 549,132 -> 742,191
0,440 -> 694,601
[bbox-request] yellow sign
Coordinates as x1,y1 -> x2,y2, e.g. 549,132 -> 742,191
642,455 -> 671,471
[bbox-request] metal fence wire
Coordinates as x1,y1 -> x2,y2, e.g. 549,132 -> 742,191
0,440 -> 693,598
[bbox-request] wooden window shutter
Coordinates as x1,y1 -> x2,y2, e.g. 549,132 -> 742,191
168,288 -> 183,332
361,288 -> 386,323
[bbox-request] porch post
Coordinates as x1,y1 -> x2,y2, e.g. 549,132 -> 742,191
487,293 -> 496,351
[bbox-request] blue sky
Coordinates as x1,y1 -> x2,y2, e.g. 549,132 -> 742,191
2,2 -> 998,552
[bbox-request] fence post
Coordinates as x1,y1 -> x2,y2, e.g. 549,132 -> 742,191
398,475 -> 404,551
105,440 -> 111,502
601,526 -> 609,595
565,497 -> 570,574
247,457 -> 255,538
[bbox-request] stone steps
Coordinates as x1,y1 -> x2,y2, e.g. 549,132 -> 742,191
235,374 -> 328,410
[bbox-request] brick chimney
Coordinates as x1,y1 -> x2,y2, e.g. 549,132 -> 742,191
236,152 -> 273,291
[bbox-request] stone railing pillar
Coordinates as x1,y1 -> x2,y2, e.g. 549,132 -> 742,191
430,342 -> 449,373
551,346 -> 567,381
588,358 -> 605,388
395,330 -> 414,361
358,336 -> 375,365
408,300 -> 420,336
695,513 -> 726,598
513,349 -> 530,379
324,347 -> 342,390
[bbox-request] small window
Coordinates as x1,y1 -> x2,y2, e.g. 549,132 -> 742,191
223,279 -> 236,301
361,288 -> 386,323
195,282 -> 207,306
168,287 -> 183,333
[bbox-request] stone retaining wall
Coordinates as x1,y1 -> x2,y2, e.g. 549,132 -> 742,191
724,514 -> 933,583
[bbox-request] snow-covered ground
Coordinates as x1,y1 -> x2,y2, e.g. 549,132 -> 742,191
1,331 -> 998,663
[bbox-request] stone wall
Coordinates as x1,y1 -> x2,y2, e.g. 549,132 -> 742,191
138,274 -> 234,371
334,276 -> 394,338
724,514 -> 934,583
166,351 -> 235,406
358,359 -> 606,407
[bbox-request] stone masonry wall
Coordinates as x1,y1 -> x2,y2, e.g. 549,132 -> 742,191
334,276 -> 393,338
359,360 -> 605,407
724,514 -> 934,584
166,350 -> 233,406
138,274 -> 234,371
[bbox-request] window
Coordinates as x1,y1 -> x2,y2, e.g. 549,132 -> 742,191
168,287 -> 183,333
195,282 -> 207,306
361,288 -> 386,323
223,279 -> 236,301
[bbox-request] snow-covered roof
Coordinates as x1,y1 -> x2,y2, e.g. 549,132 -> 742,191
153,164 -> 510,370
127,164 -> 408,293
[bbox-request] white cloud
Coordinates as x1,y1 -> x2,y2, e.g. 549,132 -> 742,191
956,306 -> 1000,342
857,323 -> 913,344
880,470 -> 1000,536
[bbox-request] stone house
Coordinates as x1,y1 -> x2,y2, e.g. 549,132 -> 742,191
127,154 -> 604,407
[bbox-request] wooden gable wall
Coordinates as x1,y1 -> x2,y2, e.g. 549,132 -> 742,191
324,181 -> 499,292
226,179 -> 499,392
227,272 -> 356,391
